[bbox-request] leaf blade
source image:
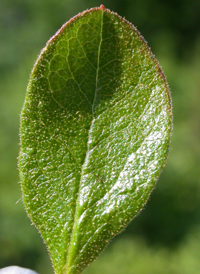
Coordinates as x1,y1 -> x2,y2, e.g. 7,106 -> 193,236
19,7 -> 172,274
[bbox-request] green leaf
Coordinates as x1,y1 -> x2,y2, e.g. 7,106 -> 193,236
19,5 -> 172,274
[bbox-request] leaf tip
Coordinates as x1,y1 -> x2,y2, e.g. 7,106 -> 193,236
100,4 -> 105,10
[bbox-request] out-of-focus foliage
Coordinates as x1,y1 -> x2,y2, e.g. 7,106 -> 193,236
84,229 -> 200,274
0,0 -> 199,273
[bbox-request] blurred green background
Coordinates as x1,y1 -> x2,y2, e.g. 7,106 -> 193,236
0,0 -> 200,273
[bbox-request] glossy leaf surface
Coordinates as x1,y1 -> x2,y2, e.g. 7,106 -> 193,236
19,6 -> 172,274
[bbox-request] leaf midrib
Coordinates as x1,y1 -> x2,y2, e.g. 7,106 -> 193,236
65,9 -> 104,274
